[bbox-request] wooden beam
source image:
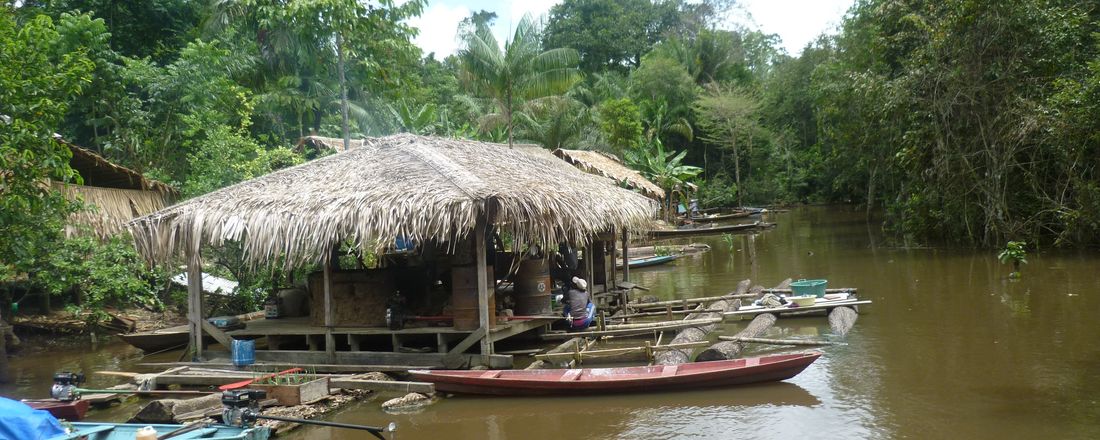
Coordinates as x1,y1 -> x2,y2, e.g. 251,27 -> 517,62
474,212 -> 492,357
138,362 -> 429,373
540,317 -> 722,340
723,300 -> 871,318
323,260 -> 335,362
253,350 -> 513,369
621,230 -> 629,282
446,327 -> 486,355
717,336 -> 842,346
199,320 -> 235,350
186,254 -> 203,360
329,378 -> 435,394
609,227 -> 616,290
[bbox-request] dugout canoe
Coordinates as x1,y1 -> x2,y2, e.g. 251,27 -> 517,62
408,352 -> 821,396
648,221 -> 770,238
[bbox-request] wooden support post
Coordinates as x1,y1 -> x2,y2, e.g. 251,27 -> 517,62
186,254 -> 204,361
584,240 -> 595,288
609,227 -> 617,291
621,230 -> 629,282
474,213 -> 492,357
323,260 -> 335,361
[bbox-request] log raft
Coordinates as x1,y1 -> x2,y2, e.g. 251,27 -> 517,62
654,280 -> 751,365
695,279 -> 791,362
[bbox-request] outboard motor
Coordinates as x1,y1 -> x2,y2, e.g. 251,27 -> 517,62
222,389 -> 266,427
50,372 -> 84,401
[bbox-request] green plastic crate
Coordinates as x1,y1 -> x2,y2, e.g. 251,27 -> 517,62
791,279 -> 827,298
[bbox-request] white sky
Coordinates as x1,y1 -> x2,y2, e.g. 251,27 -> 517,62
407,0 -> 855,58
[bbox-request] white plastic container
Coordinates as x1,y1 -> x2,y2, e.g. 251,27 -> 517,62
135,426 -> 157,440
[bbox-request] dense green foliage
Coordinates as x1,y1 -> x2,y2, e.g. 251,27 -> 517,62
5,0 -> 1100,324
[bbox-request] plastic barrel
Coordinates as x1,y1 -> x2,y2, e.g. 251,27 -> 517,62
231,339 -> 255,367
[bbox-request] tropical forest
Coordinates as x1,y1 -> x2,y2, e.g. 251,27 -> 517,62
3,0 -> 1100,320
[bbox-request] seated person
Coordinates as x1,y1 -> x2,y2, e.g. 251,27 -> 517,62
564,276 -> 595,330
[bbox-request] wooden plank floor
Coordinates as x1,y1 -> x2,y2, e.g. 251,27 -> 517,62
227,316 -> 557,338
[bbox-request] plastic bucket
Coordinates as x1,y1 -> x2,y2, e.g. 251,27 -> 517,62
790,279 -> 828,298
231,339 -> 255,367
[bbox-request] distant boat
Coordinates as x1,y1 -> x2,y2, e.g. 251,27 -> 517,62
47,422 -> 269,440
648,221 -> 771,238
616,254 -> 679,269
118,311 -> 264,352
690,210 -> 754,223
23,399 -> 89,421
409,352 -> 821,396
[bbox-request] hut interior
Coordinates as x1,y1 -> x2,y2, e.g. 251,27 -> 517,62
128,134 -> 656,369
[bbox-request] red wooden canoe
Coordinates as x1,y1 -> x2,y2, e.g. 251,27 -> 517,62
23,398 -> 90,420
408,352 -> 821,396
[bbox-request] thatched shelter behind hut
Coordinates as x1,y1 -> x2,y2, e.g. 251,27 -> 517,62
553,149 -> 664,200
54,136 -> 177,238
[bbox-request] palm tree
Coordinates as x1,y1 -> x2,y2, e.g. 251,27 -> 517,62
458,15 -> 580,147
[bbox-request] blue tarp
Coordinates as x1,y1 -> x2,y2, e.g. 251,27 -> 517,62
0,397 -> 66,440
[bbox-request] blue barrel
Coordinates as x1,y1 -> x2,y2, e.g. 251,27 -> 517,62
231,339 -> 255,367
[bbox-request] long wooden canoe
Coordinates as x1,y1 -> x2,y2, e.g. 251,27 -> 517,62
118,311 -> 264,352
690,211 -> 754,223
648,221 -> 770,238
408,352 -> 821,395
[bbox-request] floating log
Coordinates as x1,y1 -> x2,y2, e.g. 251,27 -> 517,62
654,280 -> 750,365
526,337 -> 583,370
828,306 -> 859,336
763,288 -> 857,294
131,393 -> 223,424
696,313 -> 777,362
629,291 -> 757,312
717,336 -> 841,346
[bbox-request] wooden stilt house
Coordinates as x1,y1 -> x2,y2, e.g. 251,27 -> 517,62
128,134 -> 656,369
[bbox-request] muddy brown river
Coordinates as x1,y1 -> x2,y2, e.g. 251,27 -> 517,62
5,205 -> 1100,439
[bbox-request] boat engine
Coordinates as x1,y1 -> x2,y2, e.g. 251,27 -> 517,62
221,389 -> 266,427
50,372 -> 84,401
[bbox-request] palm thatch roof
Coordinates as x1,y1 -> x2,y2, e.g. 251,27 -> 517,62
553,149 -> 665,200
59,135 -> 177,195
53,136 -> 177,238
56,183 -> 175,238
129,134 -> 657,268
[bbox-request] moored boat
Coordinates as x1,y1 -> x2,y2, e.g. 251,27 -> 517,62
648,221 -> 770,238
47,422 -> 270,440
118,311 -> 264,352
23,399 -> 90,421
408,352 -> 821,396
690,210 -> 754,223
616,254 -> 679,269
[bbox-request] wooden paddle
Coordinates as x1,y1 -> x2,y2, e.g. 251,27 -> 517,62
217,368 -> 301,391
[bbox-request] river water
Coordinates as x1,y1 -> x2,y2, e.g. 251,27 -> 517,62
5,205 -> 1100,439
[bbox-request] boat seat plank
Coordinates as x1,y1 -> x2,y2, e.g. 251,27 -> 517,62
480,371 -> 503,379
560,369 -> 583,381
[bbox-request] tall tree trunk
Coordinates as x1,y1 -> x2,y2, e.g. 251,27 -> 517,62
506,89 -> 514,148
732,139 -> 742,208
866,165 -> 877,218
337,33 -> 350,152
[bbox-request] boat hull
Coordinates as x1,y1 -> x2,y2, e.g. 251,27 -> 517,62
24,399 -> 90,421
648,222 -> 768,238
409,352 -> 821,396
616,254 -> 679,269
48,422 -> 269,440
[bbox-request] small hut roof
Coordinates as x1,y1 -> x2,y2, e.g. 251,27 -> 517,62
57,135 -> 177,196
553,149 -> 665,200
297,135 -> 366,154
129,134 -> 657,268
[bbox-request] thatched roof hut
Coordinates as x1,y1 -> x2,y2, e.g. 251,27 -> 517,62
55,136 -> 178,238
129,134 -> 657,268
297,135 -> 365,154
553,149 -> 665,200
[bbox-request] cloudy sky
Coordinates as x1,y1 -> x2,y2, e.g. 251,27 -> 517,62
407,0 -> 855,58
